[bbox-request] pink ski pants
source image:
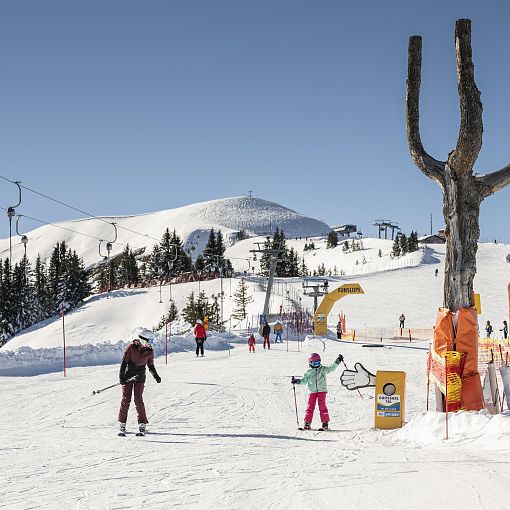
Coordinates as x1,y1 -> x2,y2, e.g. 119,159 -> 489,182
304,391 -> 330,424
118,382 -> 148,424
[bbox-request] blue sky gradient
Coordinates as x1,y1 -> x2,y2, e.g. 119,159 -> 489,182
0,1 -> 509,242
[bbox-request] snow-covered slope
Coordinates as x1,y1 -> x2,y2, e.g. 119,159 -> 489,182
2,339 -> 510,509
2,239 -> 509,358
0,196 -> 330,267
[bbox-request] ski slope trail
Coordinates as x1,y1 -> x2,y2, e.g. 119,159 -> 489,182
2,340 -> 510,509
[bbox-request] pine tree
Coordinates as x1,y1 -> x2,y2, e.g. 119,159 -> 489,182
182,292 -> 197,325
408,231 -> 419,252
232,279 -> 253,320
154,299 -> 179,330
326,230 -> 338,248
317,263 -> 327,276
391,237 -> 401,257
203,229 -> 218,269
399,234 -> 408,255
0,258 -> 18,343
208,295 -> 221,329
299,257 -> 308,277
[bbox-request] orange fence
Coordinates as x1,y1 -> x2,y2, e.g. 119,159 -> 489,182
342,327 -> 433,343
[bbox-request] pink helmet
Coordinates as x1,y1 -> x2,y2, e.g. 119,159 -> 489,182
308,353 -> 321,367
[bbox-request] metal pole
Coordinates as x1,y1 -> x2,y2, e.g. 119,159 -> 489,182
165,320 -> 168,365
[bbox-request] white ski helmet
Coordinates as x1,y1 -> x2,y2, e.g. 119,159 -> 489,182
196,319 -> 203,325
135,328 -> 155,346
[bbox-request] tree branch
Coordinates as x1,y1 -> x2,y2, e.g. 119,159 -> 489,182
476,164 -> 510,197
406,35 -> 445,186
451,19 -> 483,173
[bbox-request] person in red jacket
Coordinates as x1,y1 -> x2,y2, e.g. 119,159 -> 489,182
248,333 -> 256,353
118,328 -> 161,436
194,319 -> 207,357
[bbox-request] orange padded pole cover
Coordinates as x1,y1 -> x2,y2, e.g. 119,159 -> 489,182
433,308 -> 454,354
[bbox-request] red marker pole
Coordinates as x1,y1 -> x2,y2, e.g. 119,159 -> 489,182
62,303 -> 67,377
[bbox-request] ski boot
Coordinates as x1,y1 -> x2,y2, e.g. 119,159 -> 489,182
319,422 -> 329,431
136,423 -> 146,437
118,423 -> 127,437
303,422 -> 311,430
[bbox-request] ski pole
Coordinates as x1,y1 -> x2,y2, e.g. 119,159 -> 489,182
342,360 -> 363,399
93,376 -> 138,395
292,383 -> 300,428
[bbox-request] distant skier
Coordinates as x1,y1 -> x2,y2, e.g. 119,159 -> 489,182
262,321 -> 271,349
248,333 -> 256,353
399,314 -> 406,329
291,352 -> 343,430
194,319 -> 207,357
274,321 -> 283,343
336,321 -> 342,339
485,320 -> 493,339
501,321 -> 508,340
435,268 -> 439,277
118,328 -> 161,436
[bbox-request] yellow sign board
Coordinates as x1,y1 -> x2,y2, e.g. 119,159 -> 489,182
374,371 -> 406,429
313,283 -> 364,336
474,293 -> 481,315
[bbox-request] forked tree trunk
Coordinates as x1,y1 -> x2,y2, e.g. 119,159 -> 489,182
406,19 -> 510,312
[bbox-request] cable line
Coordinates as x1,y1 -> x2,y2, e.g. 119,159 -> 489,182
1,173 -> 162,243
0,204 -> 122,243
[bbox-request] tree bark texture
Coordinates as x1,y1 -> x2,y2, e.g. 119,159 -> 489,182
406,19 -> 510,312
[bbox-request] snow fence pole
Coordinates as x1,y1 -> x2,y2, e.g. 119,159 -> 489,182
292,384 -> 300,429
62,303 -> 67,378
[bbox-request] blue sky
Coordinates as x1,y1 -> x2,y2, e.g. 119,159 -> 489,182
0,0 -> 509,243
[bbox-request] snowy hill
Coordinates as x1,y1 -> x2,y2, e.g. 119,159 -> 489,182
0,196 -> 330,267
2,238 -> 509,358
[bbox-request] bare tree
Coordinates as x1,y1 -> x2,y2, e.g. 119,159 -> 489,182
406,19 -> 510,312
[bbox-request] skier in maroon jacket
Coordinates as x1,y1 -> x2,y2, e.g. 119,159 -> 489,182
118,328 -> 161,436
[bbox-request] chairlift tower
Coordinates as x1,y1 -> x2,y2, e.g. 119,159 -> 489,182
373,219 -> 401,240
250,240 -> 283,329
302,278 -> 330,312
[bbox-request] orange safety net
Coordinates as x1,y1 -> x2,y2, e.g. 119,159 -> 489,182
427,349 -> 465,412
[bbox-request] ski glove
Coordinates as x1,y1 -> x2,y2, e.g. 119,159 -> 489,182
119,361 -> 127,384
149,364 -> 161,383
291,376 -> 301,385
335,354 -> 344,365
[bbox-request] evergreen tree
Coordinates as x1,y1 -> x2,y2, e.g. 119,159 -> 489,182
118,245 -> 139,287
399,234 -> 408,255
33,255 -> 49,321
170,230 -> 192,275
299,257 -> 308,277
182,292 -> 197,325
208,295 -> 221,329
232,279 -> 253,320
408,231 -> 419,252
203,229 -> 218,269
0,259 -> 15,343
391,236 -> 401,257
326,230 -> 338,248
154,299 -> 179,330
317,263 -> 327,276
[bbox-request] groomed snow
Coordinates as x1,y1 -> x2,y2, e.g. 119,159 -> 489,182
2,339 -> 510,509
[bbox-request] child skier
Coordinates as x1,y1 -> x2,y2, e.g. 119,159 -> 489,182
118,328 -> 161,436
291,352 -> 343,430
248,333 -> 256,353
